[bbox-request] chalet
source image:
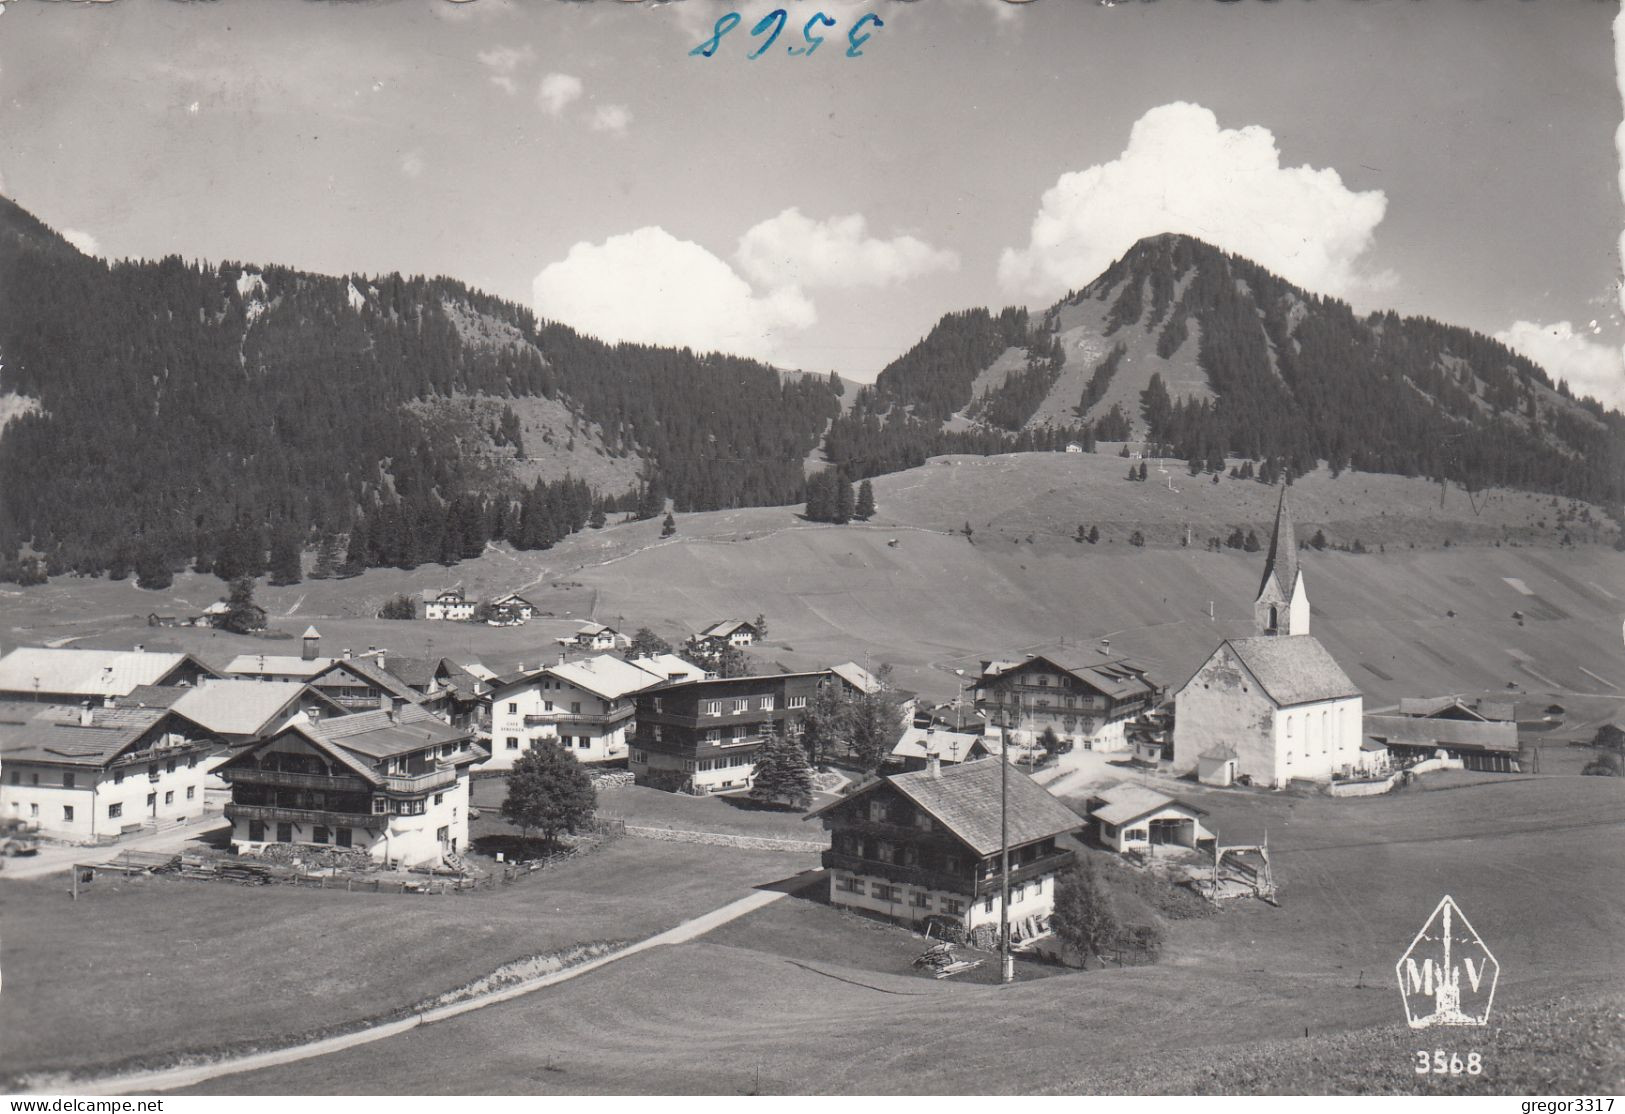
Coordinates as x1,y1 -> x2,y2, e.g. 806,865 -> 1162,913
308,655 -> 426,716
217,704 -> 484,868
421,588 -> 476,622
889,725 -> 996,772
484,654 -> 662,770
630,670 -> 832,793
811,758 -> 1082,936
1173,488 -> 1364,787
973,652 -> 1157,753
0,647 -> 220,703
488,593 -> 538,622
1086,784 -> 1212,854
0,702 -> 221,841
566,622 -> 630,651
697,619 -> 760,648
382,656 -> 490,731
201,598 -> 267,630
1363,714 -> 1522,773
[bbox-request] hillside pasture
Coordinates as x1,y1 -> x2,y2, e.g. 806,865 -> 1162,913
173,774 -> 1624,1095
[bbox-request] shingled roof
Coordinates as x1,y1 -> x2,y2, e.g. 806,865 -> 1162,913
1089,783 -> 1206,827
0,703 -> 212,768
1225,635 -> 1361,707
883,759 -> 1081,857
1363,713 -> 1519,753
982,651 -> 1157,702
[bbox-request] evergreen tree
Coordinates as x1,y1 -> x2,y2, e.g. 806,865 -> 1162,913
834,475 -> 855,524
500,745 -> 596,849
267,526 -> 303,586
848,669 -> 902,773
854,479 -> 876,520
752,612 -> 768,639
588,507 -> 607,530
749,725 -> 814,810
310,533 -> 340,580
1243,529 -> 1261,553
339,521 -> 368,578
377,593 -> 416,620
1310,528 -> 1328,550
220,577 -> 265,633
661,511 -> 676,538
1128,530 -> 1145,547
134,544 -> 173,590
1088,525 -> 1100,544
1137,461 -> 1148,481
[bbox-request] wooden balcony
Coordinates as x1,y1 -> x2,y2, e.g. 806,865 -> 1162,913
222,767 -> 369,793
524,708 -> 633,728
226,803 -> 387,831
973,848 -> 1076,897
821,850 -> 971,895
379,764 -> 458,795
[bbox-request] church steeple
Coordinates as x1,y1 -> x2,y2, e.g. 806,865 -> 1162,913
1254,484 -> 1309,636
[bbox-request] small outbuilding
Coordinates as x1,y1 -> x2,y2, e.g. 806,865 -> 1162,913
1087,784 -> 1212,854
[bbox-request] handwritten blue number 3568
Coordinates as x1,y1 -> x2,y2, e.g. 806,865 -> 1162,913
690,11 -> 884,59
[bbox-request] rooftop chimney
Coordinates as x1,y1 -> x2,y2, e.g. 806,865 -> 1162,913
79,700 -> 94,728
342,648 -> 352,660
926,753 -> 941,778
133,643 -> 145,653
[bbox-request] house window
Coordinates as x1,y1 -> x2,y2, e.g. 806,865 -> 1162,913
788,696 -> 807,709
248,819 -> 265,841
186,786 -> 195,800
705,728 -> 721,744
910,892 -> 931,908
983,895 -> 995,913
164,790 -> 174,805
507,737 -> 520,750
652,697 -> 663,713
276,822 -> 293,843
732,698 -> 748,715
836,875 -> 863,894
1032,877 -> 1043,895
704,701 -> 721,717
7,770 -> 17,785
62,805 -> 75,823
166,759 -> 176,774
578,739 -> 590,750
631,749 -> 645,764
374,798 -> 389,814
571,702 -> 581,715
732,725 -> 748,741
188,755 -> 197,768
1011,884 -> 1025,903
508,702 -> 518,714
872,884 -> 898,902
30,773 -> 38,786
652,726 -> 663,743
313,825 -> 330,844
108,802 -> 123,819
1125,828 -> 1147,842
942,899 -> 963,916
146,792 -> 156,808
759,695 -> 775,711
63,772 -> 76,789
434,792 -> 444,806
336,827 -> 352,848
29,803 -> 38,818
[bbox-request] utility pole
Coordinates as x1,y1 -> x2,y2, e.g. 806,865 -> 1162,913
1000,691 -> 1015,985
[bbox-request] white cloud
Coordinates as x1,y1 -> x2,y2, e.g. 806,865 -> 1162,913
400,150 -> 425,179
533,226 -> 815,363
1495,320 -> 1625,410
589,104 -> 631,135
736,208 -> 958,291
477,44 -> 534,95
62,229 -> 100,256
998,102 -> 1392,304
538,72 -> 582,118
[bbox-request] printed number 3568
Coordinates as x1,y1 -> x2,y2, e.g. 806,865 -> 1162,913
691,11 -> 884,59
1416,1051 -> 1482,1075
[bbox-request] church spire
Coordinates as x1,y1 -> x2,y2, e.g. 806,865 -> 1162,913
1254,483 -> 1309,636
1259,483 -> 1298,601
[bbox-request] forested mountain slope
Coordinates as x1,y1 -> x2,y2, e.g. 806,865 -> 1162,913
0,196 -> 841,581
826,234 -> 1624,509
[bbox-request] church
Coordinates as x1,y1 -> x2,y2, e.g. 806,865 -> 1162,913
1171,487 -> 1365,787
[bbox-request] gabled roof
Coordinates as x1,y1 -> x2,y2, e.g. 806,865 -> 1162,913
1222,636 -> 1360,707
0,703 -> 212,768
225,654 -> 334,679
1362,714 -> 1519,753
1089,783 -> 1206,827
301,625 -> 321,640
0,648 -> 217,697
576,621 -> 614,637
890,725 -> 986,762
311,658 -> 424,705
830,661 -> 883,695
1257,484 -> 1300,602
490,592 -> 536,606
818,759 -> 1080,858
171,680 -> 342,737
298,703 -> 468,762
420,588 -> 468,604
548,654 -> 665,700
701,619 -> 756,639
1398,696 -> 1479,719
982,651 -> 1156,702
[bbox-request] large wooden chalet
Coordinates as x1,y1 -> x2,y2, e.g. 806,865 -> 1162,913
973,651 -> 1157,753
218,704 -> 485,868
812,758 -> 1082,938
630,670 -> 831,793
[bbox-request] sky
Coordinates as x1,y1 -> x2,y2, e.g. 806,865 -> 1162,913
1,0 -> 1621,407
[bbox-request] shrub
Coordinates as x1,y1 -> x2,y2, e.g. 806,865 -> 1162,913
377,594 -> 416,620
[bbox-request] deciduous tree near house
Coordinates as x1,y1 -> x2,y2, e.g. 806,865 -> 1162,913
800,681 -> 852,769
629,627 -> 673,658
749,725 -> 814,810
1051,858 -> 1122,969
500,744 -> 596,849
377,593 -> 416,620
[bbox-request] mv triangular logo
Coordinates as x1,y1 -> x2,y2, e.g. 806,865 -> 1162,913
1396,895 -> 1499,1028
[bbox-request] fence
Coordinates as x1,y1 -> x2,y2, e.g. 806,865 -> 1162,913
1328,756 -> 1463,798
